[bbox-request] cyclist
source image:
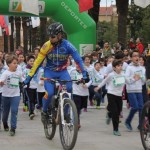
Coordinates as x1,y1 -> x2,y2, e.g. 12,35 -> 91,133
23,22 -> 87,123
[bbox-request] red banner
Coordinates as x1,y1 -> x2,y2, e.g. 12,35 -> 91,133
78,0 -> 93,13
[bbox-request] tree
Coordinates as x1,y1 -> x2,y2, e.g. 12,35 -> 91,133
88,0 -> 101,24
9,16 -> 14,52
116,0 -> 129,46
40,17 -> 47,47
15,17 -> 21,49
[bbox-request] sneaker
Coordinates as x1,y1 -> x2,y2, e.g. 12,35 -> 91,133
83,108 -> 87,112
78,124 -> 81,129
93,99 -> 96,106
137,125 -> 141,131
23,106 -> 28,112
9,128 -> 15,136
113,130 -> 121,136
96,106 -> 100,109
3,123 -> 9,131
41,111 -> 48,124
90,101 -> 93,106
125,122 -> 133,131
35,104 -> 42,113
29,113 -> 35,120
106,113 -> 111,125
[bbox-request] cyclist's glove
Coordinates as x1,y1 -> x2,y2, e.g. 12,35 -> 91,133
23,76 -> 32,87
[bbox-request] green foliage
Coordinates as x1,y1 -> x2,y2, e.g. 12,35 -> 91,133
97,21 -> 118,45
128,3 -> 150,45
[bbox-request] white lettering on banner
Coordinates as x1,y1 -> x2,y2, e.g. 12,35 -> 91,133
61,2 -> 87,29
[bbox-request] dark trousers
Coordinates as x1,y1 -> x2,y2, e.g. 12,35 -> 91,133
89,85 -> 102,106
73,95 -> 88,122
25,88 -> 37,115
37,92 -> 45,108
107,93 -> 123,131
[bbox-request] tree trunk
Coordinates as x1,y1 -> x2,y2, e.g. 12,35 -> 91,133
22,17 -> 29,55
40,17 -> 47,47
88,0 -> 100,25
9,16 -> 14,52
3,31 -> 8,53
32,27 -> 38,50
116,0 -> 129,46
15,17 -> 21,49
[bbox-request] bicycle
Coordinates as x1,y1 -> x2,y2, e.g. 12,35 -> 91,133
140,101 -> 150,150
41,77 -> 80,150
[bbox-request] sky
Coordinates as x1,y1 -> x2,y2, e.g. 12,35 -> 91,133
100,0 -> 116,7
100,0 -> 131,7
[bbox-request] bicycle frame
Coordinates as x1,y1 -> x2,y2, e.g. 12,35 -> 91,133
41,78 -> 79,125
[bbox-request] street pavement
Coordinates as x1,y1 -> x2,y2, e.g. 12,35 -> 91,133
0,102 -> 144,150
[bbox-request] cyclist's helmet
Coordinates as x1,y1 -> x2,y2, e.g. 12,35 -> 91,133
47,22 -> 63,37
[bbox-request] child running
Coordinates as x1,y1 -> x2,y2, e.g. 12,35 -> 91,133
95,60 -> 125,136
23,55 -> 37,120
125,50 -> 145,131
0,55 -> 23,136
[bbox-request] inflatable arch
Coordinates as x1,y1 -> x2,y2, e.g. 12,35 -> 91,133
0,0 -> 96,55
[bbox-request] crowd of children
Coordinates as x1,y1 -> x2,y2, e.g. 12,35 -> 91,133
0,41 -> 149,137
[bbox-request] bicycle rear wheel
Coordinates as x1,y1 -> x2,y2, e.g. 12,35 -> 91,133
59,99 -> 78,150
44,97 -> 57,140
140,101 -> 150,150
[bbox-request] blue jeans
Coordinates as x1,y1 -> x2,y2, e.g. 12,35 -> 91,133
0,93 -> 2,122
126,93 -> 143,126
42,69 -> 72,112
2,96 -> 21,129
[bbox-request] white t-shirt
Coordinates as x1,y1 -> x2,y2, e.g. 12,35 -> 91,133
0,70 -> 23,97
70,69 -> 90,96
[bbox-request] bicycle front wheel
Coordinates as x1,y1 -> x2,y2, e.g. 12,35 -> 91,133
140,101 -> 150,150
59,99 -> 78,150
44,100 -> 57,140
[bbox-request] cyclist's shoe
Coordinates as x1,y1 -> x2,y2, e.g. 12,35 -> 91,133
64,114 -> 71,123
125,122 -> 132,131
106,112 -> 111,125
41,111 -> 48,124
113,130 -> 121,136
9,128 -> 15,136
3,122 -> 9,131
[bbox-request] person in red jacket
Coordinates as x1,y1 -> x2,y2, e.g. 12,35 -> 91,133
128,38 -> 136,50
136,38 -> 144,55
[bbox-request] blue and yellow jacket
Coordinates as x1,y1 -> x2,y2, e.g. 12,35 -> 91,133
29,39 -> 85,77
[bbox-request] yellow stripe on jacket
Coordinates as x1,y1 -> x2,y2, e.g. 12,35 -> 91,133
29,41 -> 53,77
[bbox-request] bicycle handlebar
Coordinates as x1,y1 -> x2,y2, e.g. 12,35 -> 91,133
40,77 -> 85,84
